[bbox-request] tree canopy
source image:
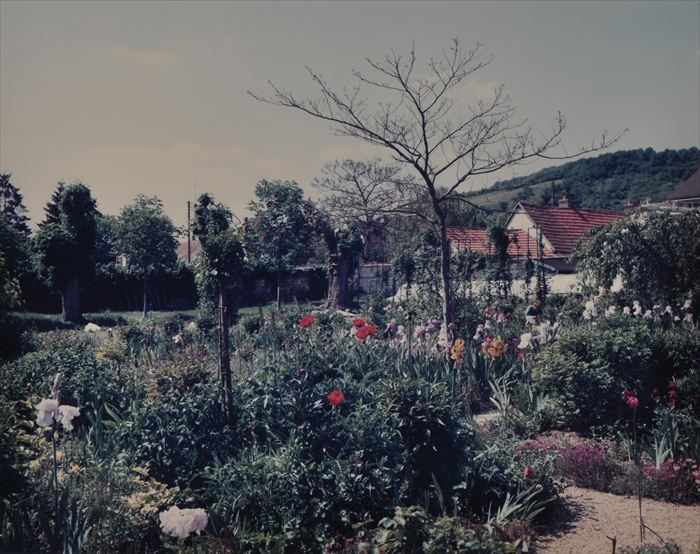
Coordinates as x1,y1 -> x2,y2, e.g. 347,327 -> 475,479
0,174 -> 30,236
117,195 -> 178,316
34,183 -> 97,321
244,179 -> 314,274
576,211 -> 700,310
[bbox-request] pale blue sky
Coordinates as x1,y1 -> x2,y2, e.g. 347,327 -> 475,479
1,0 -> 698,226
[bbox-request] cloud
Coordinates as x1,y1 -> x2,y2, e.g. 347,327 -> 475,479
111,46 -> 178,68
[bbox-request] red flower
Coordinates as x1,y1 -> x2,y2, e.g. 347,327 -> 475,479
352,318 -> 366,328
355,323 -> 378,342
523,466 -> 535,479
327,389 -> 345,407
623,389 -> 639,409
298,314 -> 316,329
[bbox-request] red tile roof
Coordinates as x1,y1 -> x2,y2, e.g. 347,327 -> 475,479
447,228 -> 553,257
448,203 -> 625,259
517,203 -> 625,256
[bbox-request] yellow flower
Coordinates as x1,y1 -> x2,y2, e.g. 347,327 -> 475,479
450,339 -> 465,362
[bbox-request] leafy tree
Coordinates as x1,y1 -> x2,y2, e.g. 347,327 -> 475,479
244,180 -> 314,307
95,214 -> 120,277
41,182 -> 66,227
0,217 -> 28,310
34,183 -> 97,322
0,174 -> 30,236
192,193 -> 246,422
251,39 -> 619,336
576,211 -> 700,311
117,195 -> 178,318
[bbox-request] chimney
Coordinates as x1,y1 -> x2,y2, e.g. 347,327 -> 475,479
558,194 -> 569,208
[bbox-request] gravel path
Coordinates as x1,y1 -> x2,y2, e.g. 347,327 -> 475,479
538,486 -> 700,553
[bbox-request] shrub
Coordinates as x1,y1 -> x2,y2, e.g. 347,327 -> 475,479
555,441 -> 617,490
609,459 -> 700,504
114,381 -> 237,488
533,317 -> 656,431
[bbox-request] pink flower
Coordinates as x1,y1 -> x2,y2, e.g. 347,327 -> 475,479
523,466 -> 535,479
623,389 -> 639,409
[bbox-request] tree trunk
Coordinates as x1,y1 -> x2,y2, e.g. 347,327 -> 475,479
327,252 -> 353,309
218,283 -> 232,424
142,276 -> 149,319
438,217 -> 455,342
276,271 -> 282,309
61,279 -> 81,323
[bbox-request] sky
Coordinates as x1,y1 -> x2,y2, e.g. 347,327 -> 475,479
1,0 -> 698,228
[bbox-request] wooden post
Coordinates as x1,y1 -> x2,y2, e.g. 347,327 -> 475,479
187,200 -> 192,264
218,285 -> 232,424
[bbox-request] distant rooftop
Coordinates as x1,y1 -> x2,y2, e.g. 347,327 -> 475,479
516,202 -> 625,256
665,167 -> 700,201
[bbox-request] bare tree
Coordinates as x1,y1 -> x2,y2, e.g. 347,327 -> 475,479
250,39 -> 623,337
313,159 -> 413,261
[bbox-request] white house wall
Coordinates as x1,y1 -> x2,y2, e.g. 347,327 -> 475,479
506,209 -> 555,253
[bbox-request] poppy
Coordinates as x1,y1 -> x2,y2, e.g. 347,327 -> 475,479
327,389 -> 345,407
298,314 -> 316,329
355,323 -> 378,342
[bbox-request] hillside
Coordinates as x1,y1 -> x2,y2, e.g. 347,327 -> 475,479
464,147 -> 700,211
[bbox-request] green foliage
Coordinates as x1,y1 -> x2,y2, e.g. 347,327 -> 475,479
244,180 -> 315,274
115,381 -> 236,488
533,317 -> 657,431
477,147 -> 699,211
191,193 -> 248,334
0,212 -> 31,313
34,183 -> 98,299
117,195 -> 178,280
94,214 -> 120,277
0,173 -> 31,236
577,212 -> 700,309
41,182 -> 66,227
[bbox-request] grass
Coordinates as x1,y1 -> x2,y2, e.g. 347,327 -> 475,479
9,301 -> 322,332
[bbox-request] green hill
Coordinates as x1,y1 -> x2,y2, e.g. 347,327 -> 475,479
464,147 -> 700,211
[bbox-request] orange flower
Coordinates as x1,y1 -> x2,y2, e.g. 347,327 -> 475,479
355,323 -> 378,342
450,339 -> 465,362
482,336 -> 506,359
327,389 -> 345,407
298,314 -> 316,329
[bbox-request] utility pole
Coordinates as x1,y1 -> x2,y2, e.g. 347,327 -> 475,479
187,200 -> 192,263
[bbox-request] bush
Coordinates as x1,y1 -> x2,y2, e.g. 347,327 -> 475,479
114,381 -> 237,488
533,317 -> 657,431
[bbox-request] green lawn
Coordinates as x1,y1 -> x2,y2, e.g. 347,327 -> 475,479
10,302 -> 319,331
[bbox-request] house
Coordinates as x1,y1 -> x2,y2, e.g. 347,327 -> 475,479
657,167 -> 700,210
448,197 -> 626,274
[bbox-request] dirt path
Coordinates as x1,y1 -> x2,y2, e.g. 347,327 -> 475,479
538,486 -> 700,553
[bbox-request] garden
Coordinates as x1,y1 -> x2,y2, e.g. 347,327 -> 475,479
2,244 -> 700,553
1,37 -> 699,554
